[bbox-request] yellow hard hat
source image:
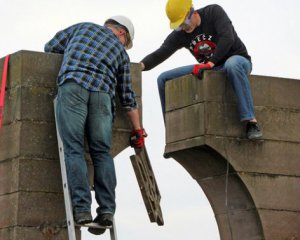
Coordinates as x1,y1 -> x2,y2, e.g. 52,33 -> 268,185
166,0 -> 192,29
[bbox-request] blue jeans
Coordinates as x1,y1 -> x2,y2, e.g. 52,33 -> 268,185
56,82 -> 116,216
157,55 -> 255,121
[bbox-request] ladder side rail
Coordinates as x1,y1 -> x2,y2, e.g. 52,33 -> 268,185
54,98 -> 77,240
109,218 -> 118,240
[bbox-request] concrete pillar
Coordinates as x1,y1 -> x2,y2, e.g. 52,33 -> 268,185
165,71 -> 300,240
0,51 -> 141,239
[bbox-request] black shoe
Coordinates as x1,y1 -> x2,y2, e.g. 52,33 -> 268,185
246,122 -> 263,139
88,213 -> 113,235
74,212 -> 92,225
98,213 -> 113,226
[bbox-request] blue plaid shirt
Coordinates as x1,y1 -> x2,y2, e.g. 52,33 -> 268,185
44,22 -> 137,116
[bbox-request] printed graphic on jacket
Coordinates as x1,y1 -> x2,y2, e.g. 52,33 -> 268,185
189,34 -> 216,63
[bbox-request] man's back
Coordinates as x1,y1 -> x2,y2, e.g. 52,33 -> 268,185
45,22 -> 130,92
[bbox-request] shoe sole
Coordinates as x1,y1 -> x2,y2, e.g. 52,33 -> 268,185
88,227 -> 106,235
75,218 -> 93,225
247,133 -> 263,140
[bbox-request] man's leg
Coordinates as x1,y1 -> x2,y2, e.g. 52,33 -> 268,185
221,55 -> 262,138
86,91 -> 115,222
157,65 -> 194,120
56,82 -> 92,222
222,55 -> 255,121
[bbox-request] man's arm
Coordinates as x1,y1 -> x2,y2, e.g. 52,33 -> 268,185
126,108 -> 141,130
127,108 -> 146,149
140,31 -> 182,71
44,24 -> 78,53
140,45 -> 174,71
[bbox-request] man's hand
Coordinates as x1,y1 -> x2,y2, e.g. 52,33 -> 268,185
129,129 -> 147,148
192,63 -> 213,80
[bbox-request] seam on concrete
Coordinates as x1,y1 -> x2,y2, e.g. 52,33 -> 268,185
237,171 -> 300,178
167,101 -> 300,112
0,156 -> 58,163
257,208 -> 300,213
197,171 -> 300,181
167,134 -> 300,144
0,190 -> 64,196
215,207 -> 259,215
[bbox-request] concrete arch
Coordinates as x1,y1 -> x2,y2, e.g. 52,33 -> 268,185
169,145 -> 264,239
164,72 -> 300,239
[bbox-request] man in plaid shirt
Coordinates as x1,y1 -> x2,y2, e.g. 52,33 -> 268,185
45,15 -> 145,235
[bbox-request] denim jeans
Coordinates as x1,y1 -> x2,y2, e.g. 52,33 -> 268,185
157,55 -> 255,121
56,82 -> 116,216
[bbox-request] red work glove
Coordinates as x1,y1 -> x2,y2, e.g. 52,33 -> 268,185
129,129 -> 147,148
192,63 -> 212,80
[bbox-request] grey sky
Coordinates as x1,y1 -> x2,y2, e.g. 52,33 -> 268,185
1,0 -> 299,239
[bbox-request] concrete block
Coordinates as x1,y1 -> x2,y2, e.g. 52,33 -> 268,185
206,136 -> 300,176
1,120 -> 58,163
198,174 -> 255,214
240,173 -> 300,211
17,191 -> 65,226
8,51 -> 61,89
0,53 -> 22,90
20,86 -> 57,122
251,75 -> 300,109
166,103 -> 205,143
165,74 -> 205,111
0,159 -> 19,195
0,227 -> 13,240
113,97 -> 142,130
130,63 -> 142,97
203,71 -> 236,104
216,210 -> 263,240
0,158 -> 62,195
256,106 -> 300,142
173,146 -> 229,180
0,193 -> 18,228
205,101 -> 241,137
3,85 -> 56,124
18,158 -> 62,193
20,121 -> 58,159
0,226 -> 79,240
259,209 -> 300,240
1,86 -> 21,125
111,130 -> 132,157
0,122 -> 21,162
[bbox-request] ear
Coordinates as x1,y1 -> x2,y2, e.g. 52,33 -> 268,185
118,28 -> 126,36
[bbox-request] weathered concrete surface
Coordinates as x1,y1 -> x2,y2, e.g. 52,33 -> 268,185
0,51 -> 142,239
165,71 -> 300,240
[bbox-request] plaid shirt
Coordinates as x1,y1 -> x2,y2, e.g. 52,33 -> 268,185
44,22 -> 137,116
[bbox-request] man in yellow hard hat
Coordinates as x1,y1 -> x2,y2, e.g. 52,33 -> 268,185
140,0 -> 262,140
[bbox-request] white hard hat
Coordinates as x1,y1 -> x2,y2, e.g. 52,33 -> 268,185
105,15 -> 134,49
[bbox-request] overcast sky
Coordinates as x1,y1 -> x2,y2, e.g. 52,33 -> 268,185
1,0 -> 300,239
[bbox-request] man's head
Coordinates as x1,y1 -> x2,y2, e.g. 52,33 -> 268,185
105,15 -> 134,50
166,0 -> 199,33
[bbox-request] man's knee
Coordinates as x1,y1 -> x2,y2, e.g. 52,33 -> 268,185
224,55 -> 251,74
